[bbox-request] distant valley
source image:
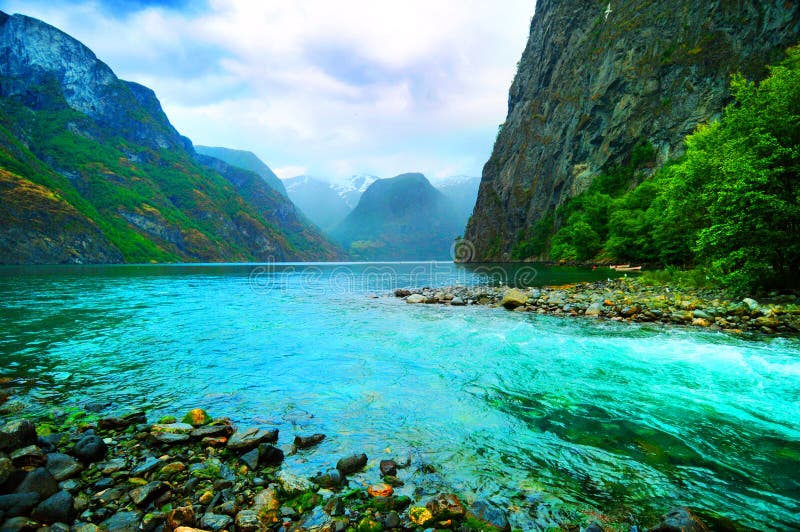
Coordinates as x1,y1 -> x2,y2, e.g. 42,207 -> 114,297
284,173 -> 480,260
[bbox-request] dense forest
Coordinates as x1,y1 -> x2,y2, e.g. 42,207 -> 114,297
511,45 -> 800,294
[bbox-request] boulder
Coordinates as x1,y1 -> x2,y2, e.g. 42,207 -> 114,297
71,435 -> 107,463
293,433 -> 325,449
584,300 -> 604,317
9,445 -> 43,467
14,468 -> 58,499
45,453 -> 83,481
406,294 -> 425,304
336,453 -> 367,475
0,493 -> 40,517
379,459 -> 397,476
276,470 -> 315,496
500,289 -> 528,309
258,444 -> 284,467
0,456 -> 12,485
31,490 -> 75,524
228,427 -> 279,452
0,420 -> 37,453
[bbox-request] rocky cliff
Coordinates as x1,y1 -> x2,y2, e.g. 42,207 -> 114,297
464,0 -> 800,261
0,11 -> 340,263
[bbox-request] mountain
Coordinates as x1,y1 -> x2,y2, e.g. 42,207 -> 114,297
0,11 -> 340,263
331,174 -> 379,209
194,145 -> 287,198
330,173 -> 462,260
464,0 -> 800,261
432,175 -> 480,234
283,175 -> 351,231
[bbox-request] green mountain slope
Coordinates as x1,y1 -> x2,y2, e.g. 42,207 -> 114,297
0,11 -> 340,264
331,173 -> 462,260
194,145 -> 288,198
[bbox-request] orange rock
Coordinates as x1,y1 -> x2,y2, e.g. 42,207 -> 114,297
202,436 -> 227,447
367,483 -> 394,497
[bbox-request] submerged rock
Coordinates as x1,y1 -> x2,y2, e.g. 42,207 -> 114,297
293,433 -> 325,449
649,507 -> 709,532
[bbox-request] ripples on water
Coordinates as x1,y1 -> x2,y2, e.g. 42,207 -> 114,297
1,263 -> 798,530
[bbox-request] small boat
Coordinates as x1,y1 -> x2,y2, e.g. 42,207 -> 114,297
612,265 -> 642,272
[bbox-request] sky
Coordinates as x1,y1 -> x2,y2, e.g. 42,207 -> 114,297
2,0 -> 535,182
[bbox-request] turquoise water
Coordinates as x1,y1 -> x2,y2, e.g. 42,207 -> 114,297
1,263 -> 798,530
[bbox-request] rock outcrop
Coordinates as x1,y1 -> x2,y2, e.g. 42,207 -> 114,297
464,0 -> 800,261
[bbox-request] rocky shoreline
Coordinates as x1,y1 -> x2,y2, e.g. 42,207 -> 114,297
393,278 -> 800,336
0,406 -> 714,532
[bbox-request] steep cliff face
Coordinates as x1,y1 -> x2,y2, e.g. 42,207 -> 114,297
464,0 -> 800,261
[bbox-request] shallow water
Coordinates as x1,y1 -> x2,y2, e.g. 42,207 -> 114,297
1,263 -> 798,530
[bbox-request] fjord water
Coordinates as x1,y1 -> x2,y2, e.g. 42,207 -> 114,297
1,263 -> 799,530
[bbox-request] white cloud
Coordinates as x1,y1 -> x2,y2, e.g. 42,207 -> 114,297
3,0 -> 535,179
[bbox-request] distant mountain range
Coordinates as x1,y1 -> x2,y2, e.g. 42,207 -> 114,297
329,173 -> 466,260
0,10 -> 340,263
283,173 -> 480,259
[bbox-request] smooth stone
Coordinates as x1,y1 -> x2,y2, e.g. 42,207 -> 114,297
584,300 -> 604,316
159,461 -> 186,476
379,459 -> 397,476
227,428 -> 279,452
384,510 -> 401,529
450,296 -> 466,306
130,456 -> 161,476
383,475 -> 404,487
648,507 -> 709,532
500,289 -> 528,309
100,457 -> 127,474
45,453 -> 83,481
71,524 -> 101,532
0,420 -> 37,453
0,493 -> 40,517
276,470 -> 315,496
31,490 -> 75,525
586,523 -> 605,532
152,432 -> 190,444
252,487 -> 280,521
190,424 -> 232,439
200,512 -> 233,531
742,298 -> 759,311
336,453 -> 367,475
406,294 -> 425,304
293,433 -> 325,449
151,423 -> 194,434
14,468 -> 58,499
97,412 -> 146,431
9,445 -> 43,467
100,511 -> 141,532
234,510 -> 260,532
71,435 -> 107,463
258,444 -> 284,467
240,449 -> 259,470
468,500 -> 510,531
128,481 -> 165,506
